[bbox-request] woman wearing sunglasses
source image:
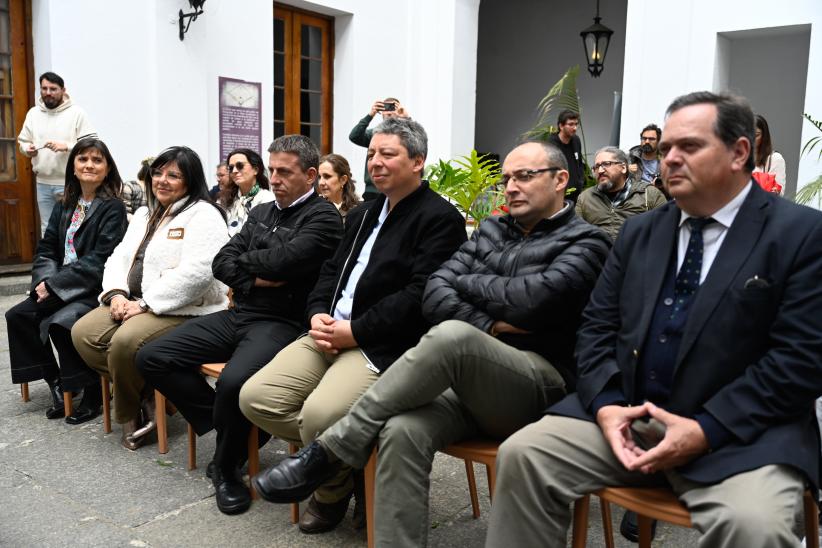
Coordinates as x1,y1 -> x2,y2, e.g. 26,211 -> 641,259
71,146 -> 230,449
220,148 -> 274,236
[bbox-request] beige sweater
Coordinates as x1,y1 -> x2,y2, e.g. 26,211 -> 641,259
17,94 -> 96,185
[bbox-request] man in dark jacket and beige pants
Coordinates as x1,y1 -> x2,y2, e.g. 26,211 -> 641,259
239,117 -> 467,534
248,140 -> 612,546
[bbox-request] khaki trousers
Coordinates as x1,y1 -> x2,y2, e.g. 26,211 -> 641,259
71,306 -> 186,423
239,335 -> 379,502
318,320 -> 567,547
486,415 -> 805,548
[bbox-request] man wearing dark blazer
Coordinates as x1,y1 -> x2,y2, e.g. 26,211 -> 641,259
486,91 -> 822,548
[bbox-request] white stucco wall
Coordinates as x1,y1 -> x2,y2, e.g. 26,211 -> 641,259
29,0 -> 479,191
620,0 -> 822,201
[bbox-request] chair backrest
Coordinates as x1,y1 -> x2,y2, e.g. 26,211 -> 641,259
200,363 -> 227,378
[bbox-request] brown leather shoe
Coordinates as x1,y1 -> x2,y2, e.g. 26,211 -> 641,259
298,492 -> 353,534
121,418 -> 145,451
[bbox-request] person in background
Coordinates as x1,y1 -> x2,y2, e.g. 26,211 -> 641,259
547,110 -> 585,202
121,157 -> 151,222
6,137 -> 126,422
753,114 -> 786,195
349,97 -> 410,201
210,162 -> 229,201
221,148 -> 275,236
317,153 -> 361,217
72,146 -> 229,450
17,71 -> 97,235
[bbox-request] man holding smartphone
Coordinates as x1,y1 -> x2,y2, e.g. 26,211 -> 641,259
349,97 -> 410,201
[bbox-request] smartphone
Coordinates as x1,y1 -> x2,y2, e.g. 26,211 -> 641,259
629,417 -> 666,450
383,102 -> 396,112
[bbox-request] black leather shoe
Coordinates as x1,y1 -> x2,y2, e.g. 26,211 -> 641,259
45,379 -> 65,419
299,492 -> 353,534
213,467 -> 251,515
253,441 -> 339,504
65,405 -> 101,425
620,510 -> 657,543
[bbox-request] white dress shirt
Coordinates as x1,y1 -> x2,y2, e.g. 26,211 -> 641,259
677,182 -> 752,284
332,199 -> 390,321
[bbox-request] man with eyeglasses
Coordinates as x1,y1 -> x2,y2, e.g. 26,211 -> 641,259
136,135 -> 343,516
576,146 -> 666,241
249,140 -> 611,547
486,91 -> 822,548
630,124 -> 668,198
547,109 -> 585,202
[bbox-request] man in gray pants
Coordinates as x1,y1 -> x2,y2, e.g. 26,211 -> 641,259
251,141 -> 611,546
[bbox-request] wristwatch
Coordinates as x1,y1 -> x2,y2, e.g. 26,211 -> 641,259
138,299 -> 150,312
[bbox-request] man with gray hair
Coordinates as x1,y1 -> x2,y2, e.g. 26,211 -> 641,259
137,135 -> 343,516
240,117 -> 467,534
247,140 -> 611,546
575,146 -> 667,241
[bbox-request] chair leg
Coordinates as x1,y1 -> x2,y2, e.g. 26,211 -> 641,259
288,443 -> 300,524
155,391 -> 168,454
638,514 -> 654,548
570,495 -> 591,548
486,461 -> 497,502
20,382 -> 30,402
247,425 -> 259,500
101,378 -> 111,434
364,448 -> 377,548
63,391 -> 73,417
601,499 -> 615,548
464,459 -> 481,518
804,490 -> 820,548
187,423 -> 196,470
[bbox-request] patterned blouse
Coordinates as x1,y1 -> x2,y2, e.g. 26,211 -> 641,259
63,197 -> 93,265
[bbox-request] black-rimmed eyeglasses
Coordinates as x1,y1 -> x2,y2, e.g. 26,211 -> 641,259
591,161 -> 624,171
498,167 -> 563,188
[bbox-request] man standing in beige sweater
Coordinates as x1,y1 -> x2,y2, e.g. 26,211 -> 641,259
18,71 -> 96,235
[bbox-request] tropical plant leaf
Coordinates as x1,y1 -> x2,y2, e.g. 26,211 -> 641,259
801,113 -> 822,160
523,65 -> 581,141
426,150 -> 502,225
795,173 -> 822,208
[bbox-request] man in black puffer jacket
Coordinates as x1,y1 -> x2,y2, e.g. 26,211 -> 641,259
251,141 -> 612,547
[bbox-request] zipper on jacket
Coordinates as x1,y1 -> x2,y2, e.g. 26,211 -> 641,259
328,210 -> 369,314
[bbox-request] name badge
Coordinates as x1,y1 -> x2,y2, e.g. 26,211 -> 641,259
167,228 -> 185,239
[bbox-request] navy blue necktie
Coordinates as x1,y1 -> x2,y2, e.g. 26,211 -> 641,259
671,217 -> 714,317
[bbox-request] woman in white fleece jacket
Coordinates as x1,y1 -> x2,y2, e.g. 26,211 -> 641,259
72,146 -> 229,449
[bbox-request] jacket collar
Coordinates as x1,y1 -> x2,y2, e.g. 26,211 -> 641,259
366,180 -> 430,218
501,200 -> 575,235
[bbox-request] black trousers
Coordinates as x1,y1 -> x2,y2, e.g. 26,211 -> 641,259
135,308 -> 300,471
6,296 -> 98,391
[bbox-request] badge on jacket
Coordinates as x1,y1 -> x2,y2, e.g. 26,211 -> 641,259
167,228 -> 185,239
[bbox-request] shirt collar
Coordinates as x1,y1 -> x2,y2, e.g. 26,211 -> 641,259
678,181 -> 752,229
275,188 -> 314,210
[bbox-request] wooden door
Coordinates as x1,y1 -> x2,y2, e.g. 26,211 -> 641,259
0,0 -> 35,265
273,4 -> 333,154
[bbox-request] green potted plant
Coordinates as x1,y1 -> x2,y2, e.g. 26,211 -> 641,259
426,149 -> 504,226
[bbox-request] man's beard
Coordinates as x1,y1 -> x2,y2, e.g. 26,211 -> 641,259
42,96 -> 61,109
597,179 -> 616,192
641,143 -> 655,154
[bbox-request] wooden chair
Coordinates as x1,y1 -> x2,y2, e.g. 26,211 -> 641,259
570,486 -> 820,548
362,439 -> 501,548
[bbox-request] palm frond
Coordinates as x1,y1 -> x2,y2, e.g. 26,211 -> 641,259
795,174 -> 822,208
801,113 -> 822,160
522,65 -> 581,141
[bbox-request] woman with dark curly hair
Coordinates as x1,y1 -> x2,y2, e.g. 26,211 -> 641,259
221,148 -> 274,235
6,137 -> 127,422
318,153 -> 361,217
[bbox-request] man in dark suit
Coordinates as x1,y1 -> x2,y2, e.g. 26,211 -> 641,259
486,91 -> 822,547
